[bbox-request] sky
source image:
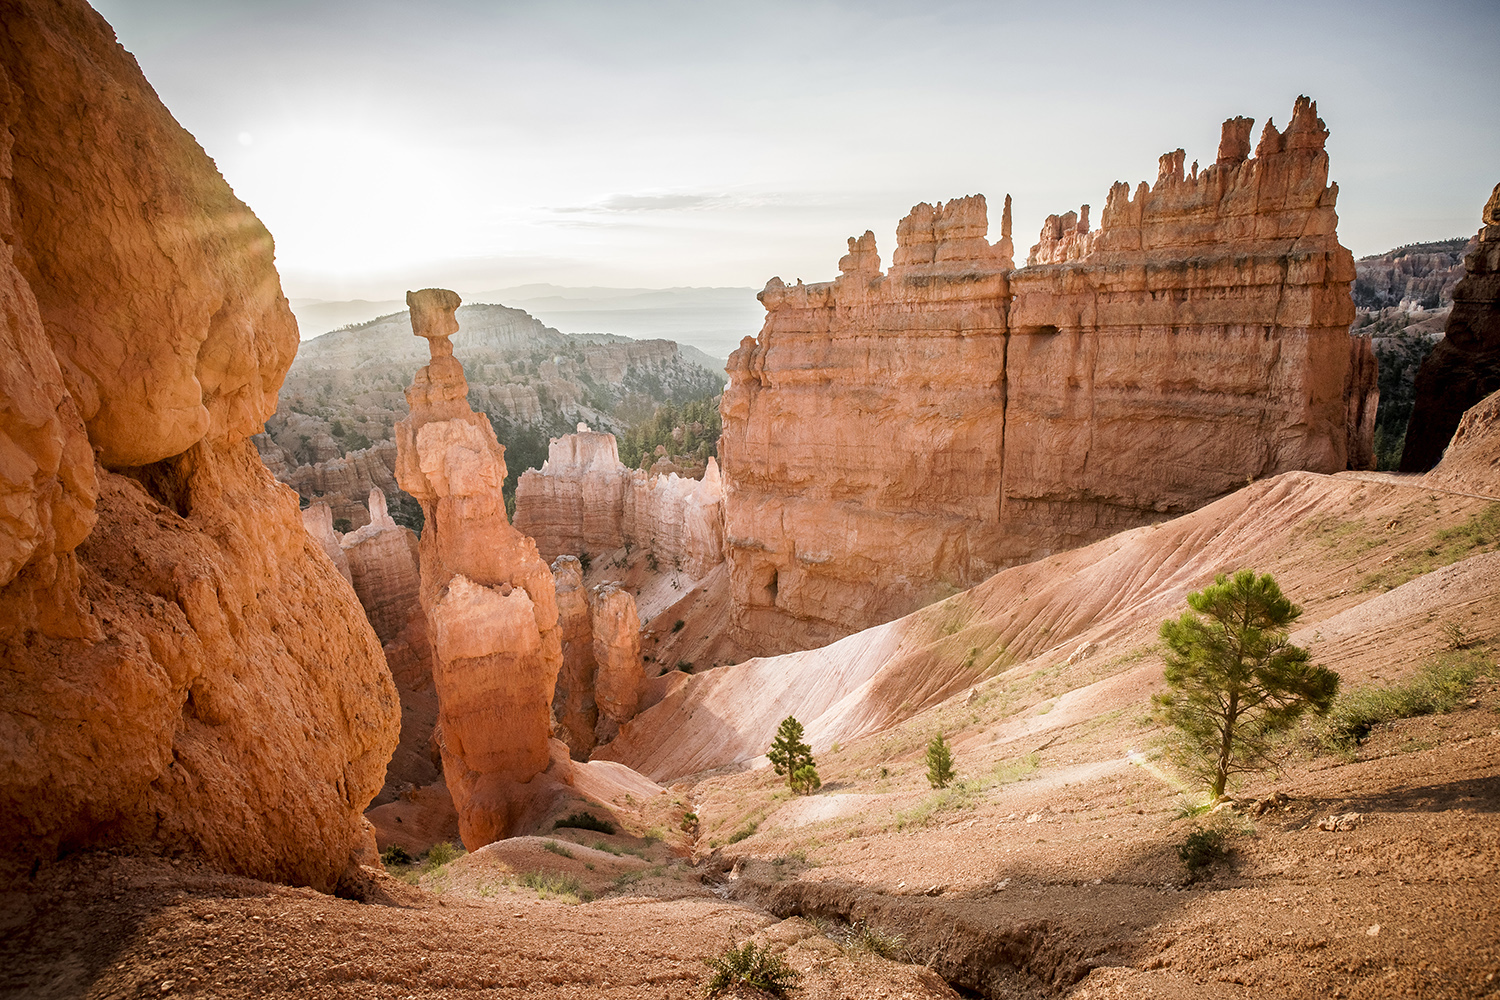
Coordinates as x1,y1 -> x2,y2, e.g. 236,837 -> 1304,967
94,0 -> 1500,303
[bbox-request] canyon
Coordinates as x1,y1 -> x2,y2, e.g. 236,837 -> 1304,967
719,100 -> 1376,654
2,1 -> 1498,997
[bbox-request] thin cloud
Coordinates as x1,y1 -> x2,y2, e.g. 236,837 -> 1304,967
553,192 -> 726,213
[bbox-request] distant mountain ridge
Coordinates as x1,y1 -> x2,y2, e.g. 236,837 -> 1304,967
289,285 -> 762,364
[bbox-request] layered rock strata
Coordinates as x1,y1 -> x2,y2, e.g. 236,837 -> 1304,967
549,557 -> 645,760
1400,183 -> 1500,472
514,426 -> 726,578
721,98 -> 1373,653
394,289 -> 565,846
0,0 -> 397,890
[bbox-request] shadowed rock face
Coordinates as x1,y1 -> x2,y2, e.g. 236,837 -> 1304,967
395,288 -> 565,847
0,0 -> 398,890
721,98 -> 1373,655
1400,183 -> 1500,473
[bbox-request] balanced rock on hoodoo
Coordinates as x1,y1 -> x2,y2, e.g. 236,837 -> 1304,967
0,0 -> 397,890
395,288 -> 566,847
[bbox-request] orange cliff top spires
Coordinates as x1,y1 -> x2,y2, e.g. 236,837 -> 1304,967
719,96 -> 1373,656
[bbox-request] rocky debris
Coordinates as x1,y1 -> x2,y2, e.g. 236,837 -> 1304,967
1317,812 -> 1362,832
1401,183 -> 1500,471
721,97 -> 1375,654
514,425 -> 727,579
394,288 -> 567,847
0,0 -> 398,890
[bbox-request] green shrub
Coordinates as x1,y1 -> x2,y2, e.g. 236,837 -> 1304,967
425,841 -> 461,867
1319,650 -> 1487,753
543,840 -> 575,858
925,732 -> 955,789
726,822 -> 758,844
380,845 -> 413,867
843,922 -> 905,960
554,812 -> 616,835
704,942 -> 800,998
1179,826 -> 1227,877
790,764 -> 821,795
672,619 -> 686,632
676,660 -> 694,673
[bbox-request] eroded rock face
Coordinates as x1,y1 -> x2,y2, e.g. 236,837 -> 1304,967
548,556 -> 645,760
513,426 -> 726,579
0,0 -> 397,890
395,288 -> 564,847
721,98 -> 1372,654
1400,183 -> 1500,472
550,555 -> 599,760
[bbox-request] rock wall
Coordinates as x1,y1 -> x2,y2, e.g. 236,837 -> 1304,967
336,488 -> 438,805
548,556 -> 645,760
1400,183 -> 1500,472
721,98 -> 1372,654
0,0 -> 397,890
394,289 -> 565,847
514,426 -> 726,578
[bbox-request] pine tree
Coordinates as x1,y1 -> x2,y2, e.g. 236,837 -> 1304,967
768,716 -> 817,794
1155,569 -> 1340,797
925,732 -> 955,789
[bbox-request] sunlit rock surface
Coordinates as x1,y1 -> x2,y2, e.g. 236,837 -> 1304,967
0,0 -> 398,891
720,98 -> 1373,655
394,288 -> 565,847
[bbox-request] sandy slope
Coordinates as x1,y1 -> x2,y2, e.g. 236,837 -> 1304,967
600,468 -> 1499,782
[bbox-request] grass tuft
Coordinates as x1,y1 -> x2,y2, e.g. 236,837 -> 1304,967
518,871 -> 591,903
1318,650 -> 1488,753
542,840 -> 575,858
703,942 -> 800,998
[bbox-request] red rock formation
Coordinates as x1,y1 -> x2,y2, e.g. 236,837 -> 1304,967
302,502 -> 353,585
513,425 -> 726,578
0,0 -> 397,890
550,555 -> 600,760
588,580 -> 643,744
394,288 -> 565,847
1400,183 -> 1500,471
721,98 -> 1371,654
513,426 -> 630,557
279,438 -> 401,531
549,556 -> 646,760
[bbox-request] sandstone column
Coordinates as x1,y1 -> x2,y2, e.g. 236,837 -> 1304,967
395,288 -> 564,846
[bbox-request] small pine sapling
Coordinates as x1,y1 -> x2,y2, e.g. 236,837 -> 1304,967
925,732 -> 955,789
768,716 -> 817,794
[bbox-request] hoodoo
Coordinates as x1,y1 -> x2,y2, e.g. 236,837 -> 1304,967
0,0 -> 398,890
720,98 -> 1375,654
394,288 -> 566,847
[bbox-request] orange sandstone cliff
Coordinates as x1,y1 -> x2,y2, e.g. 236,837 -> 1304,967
0,0 -> 398,889
514,425 -> 726,578
394,289 -> 565,847
720,98 -> 1373,654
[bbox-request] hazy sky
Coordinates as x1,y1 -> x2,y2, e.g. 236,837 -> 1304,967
94,0 -> 1500,301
